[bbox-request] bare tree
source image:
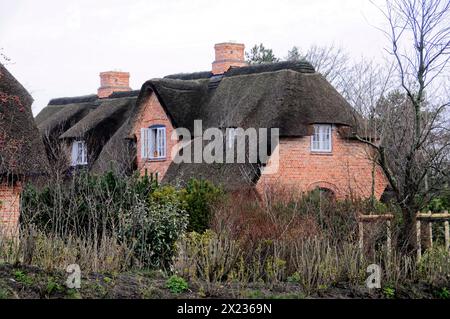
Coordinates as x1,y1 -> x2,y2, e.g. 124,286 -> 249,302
361,0 -> 450,251
341,58 -> 394,117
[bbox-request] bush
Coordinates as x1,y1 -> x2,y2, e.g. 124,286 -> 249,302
166,275 -> 189,294
181,179 -> 223,233
174,230 -> 367,292
19,171 -> 187,270
174,230 -> 241,283
418,247 -> 450,284
120,195 -> 188,269
21,171 -> 157,239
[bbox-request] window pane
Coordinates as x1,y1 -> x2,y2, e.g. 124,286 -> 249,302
325,126 -> 330,150
158,128 -> 162,157
77,142 -> 82,163
148,126 -> 166,158
82,142 -> 87,164
149,128 -> 156,158
311,125 -> 331,152
161,128 -> 166,157
71,141 -> 87,165
161,127 -> 166,157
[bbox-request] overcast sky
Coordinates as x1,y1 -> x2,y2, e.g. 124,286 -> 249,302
0,0 -> 389,115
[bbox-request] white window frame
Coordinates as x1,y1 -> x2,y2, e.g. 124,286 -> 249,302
141,126 -> 166,160
71,140 -> 88,166
311,124 -> 332,153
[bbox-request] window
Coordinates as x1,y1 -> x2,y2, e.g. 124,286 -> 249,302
71,141 -> 88,166
141,125 -> 166,160
311,124 -> 332,152
311,187 -> 336,203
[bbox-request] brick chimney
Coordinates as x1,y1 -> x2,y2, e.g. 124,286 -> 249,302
97,71 -> 131,98
212,42 -> 247,75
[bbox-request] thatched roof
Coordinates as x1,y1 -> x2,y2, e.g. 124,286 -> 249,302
90,119 -> 136,176
165,71 -> 212,80
132,61 -> 360,138
162,138 -> 260,191
130,78 -> 211,135
48,94 -> 98,106
37,101 -> 98,137
131,61 -> 363,189
203,69 -> 359,136
59,96 -> 136,139
0,63 -> 48,176
36,90 -> 138,173
37,60 -> 364,187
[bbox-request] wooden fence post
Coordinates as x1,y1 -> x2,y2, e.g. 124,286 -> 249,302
386,220 -> 392,260
428,222 -> 433,249
416,218 -> 421,262
445,210 -> 449,251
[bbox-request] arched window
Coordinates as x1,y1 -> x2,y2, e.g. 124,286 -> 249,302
141,125 -> 166,159
309,187 -> 336,204
317,187 -> 335,200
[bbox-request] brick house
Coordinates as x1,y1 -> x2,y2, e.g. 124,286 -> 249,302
36,42 -> 389,200
0,63 -> 48,236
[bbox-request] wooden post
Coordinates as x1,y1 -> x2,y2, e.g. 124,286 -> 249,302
444,211 -> 450,250
428,222 -> 433,249
416,219 -> 421,262
359,222 -> 364,252
386,220 -> 392,260
445,219 -> 449,252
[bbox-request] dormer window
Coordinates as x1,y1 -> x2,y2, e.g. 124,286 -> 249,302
311,124 -> 332,152
71,140 -> 88,166
141,125 -> 166,160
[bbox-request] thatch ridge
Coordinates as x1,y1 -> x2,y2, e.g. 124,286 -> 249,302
225,60 -> 315,77
48,94 -> 98,106
108,90 -> 140,98
164,71 -> 212,80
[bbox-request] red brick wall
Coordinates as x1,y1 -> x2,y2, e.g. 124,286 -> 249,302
257,127 -> 388,200
0,182 -> 21,237
212,42 -> 248,75
132,93 -> 177,181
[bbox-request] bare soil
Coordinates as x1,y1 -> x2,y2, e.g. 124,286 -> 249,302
0,263 -> 447,299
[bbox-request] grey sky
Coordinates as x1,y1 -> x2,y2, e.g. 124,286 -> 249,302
0,0 -> 388,115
